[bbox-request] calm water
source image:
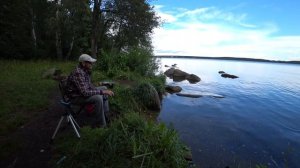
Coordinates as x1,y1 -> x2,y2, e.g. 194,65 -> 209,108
157,58 -> 300,168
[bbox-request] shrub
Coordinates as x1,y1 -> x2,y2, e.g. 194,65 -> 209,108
109,85 -> 139,113
125,47 -> 159,76
97,47 -> 159,77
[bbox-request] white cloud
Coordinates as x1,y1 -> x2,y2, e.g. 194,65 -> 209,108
152,6 -> 300,61
154,5 -> 177,23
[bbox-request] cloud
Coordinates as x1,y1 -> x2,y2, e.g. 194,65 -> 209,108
154,5 -> 177,23
152,6 -> 300,61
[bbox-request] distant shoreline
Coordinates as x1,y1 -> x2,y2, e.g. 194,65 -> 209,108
155,55 -> 300,65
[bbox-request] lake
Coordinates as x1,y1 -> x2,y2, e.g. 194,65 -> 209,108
157,58 -> 300,168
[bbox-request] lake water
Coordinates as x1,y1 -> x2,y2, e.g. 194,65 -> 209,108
157,58 -> 300,168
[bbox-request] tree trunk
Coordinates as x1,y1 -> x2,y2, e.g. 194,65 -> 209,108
91,0 -> 101,58
30,8 -> 37,50
66,34 -> 75,60
55,0 -> 63,60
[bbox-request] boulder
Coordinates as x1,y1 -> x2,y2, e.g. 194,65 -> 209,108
164,68 -> 175,77
133,82 -> 161,110
176,92 -> 225,98
42,68 -> 63,80
186,74 -> 201,83
164,68 -> 201,84
165,85 -> 182,93
52,75 -> 67,81
221,73 -> 238,79
173,69 -> 189,77
176,93 -> 202,98
172,76 -> 186,82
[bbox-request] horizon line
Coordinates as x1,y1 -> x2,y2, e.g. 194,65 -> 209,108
154,55 -> 300,64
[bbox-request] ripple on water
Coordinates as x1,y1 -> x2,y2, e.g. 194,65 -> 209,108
159,58 -> 300,168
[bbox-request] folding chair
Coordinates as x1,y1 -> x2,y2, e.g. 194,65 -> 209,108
51,79 -> 84,142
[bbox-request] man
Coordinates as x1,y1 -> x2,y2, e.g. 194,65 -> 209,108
66,54 -> 114,127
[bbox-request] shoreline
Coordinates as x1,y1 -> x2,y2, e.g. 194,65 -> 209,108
156,55 -> 300,65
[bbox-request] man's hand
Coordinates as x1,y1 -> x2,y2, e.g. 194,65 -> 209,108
102,90 -> 114,96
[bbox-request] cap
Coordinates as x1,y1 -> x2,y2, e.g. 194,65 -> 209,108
78,54 -> 97,63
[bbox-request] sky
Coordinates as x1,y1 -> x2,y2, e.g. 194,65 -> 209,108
150,0 -> 300,61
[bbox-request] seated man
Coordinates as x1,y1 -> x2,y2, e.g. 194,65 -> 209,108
66,54 -> 114,127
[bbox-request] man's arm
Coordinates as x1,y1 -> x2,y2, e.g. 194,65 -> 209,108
102,90 -> 114,96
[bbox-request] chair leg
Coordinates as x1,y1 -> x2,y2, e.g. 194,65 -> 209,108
69,114 -> 80,129
68,115 -> 81,138
51,116 -> 65,140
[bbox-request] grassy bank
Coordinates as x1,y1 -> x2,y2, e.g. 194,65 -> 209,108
54,113 -> 188,168
0,60 -> 76,135
0,60 -> 190,167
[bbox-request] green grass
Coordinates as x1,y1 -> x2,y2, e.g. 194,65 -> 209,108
54,112 -> 189,168
0,60 -> 76,135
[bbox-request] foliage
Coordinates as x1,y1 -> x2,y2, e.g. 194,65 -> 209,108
103,0 -> 160,51
109,85 -> 140,114
97,49 -> 129,76
0,0 -> 160,60
54,112 -> 189,168
98,47 -> 159,77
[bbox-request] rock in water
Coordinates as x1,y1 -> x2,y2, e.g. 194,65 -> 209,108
165,85 -> 182,93
164,68 -> 175,77
186,74 -> 201,83
173,69 -> 189,77
176,93 -> 202,98
221,73 -> 239,79
164,68 -> 201,84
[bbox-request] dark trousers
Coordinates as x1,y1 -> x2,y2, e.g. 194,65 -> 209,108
71,87 -> 109,127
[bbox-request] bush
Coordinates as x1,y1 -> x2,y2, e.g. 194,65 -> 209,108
109,85 -> 140,113
54,113 -> 189,168
125,47 -> 159,76
97,47 -> 159,77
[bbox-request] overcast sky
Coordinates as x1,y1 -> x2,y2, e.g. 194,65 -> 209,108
150,0 -> 300,61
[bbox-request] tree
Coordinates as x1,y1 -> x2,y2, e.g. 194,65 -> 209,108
0,0 -> 160,60
47,0 -> 91,60
91,0 -> 102,58
59,0 -> 91,60
1,1 -> 33,59
54,0 -> 63,59
103,0 -> 160,51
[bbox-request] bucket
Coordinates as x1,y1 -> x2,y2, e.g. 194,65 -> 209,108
85,104 -> 95,114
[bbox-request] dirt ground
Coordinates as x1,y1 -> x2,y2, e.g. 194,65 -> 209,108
1,89 -> 71,168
